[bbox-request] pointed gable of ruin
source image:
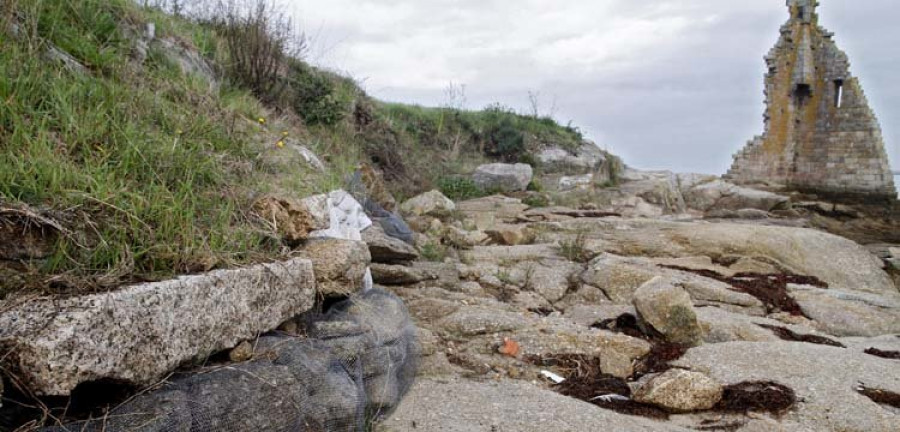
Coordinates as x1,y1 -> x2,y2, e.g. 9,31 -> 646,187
725,0 -> 896,200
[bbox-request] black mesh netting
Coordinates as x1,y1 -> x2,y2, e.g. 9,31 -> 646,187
346,171 -> 414,245
41,289 -> 419,432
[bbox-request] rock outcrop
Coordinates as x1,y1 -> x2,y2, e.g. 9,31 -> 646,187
380,378 -> 690,432
472,163 -> 534,192
400,190 -> 456,217
295,239 -> 371,297
632,277 -> 704,346
633,369 -> 724,412
251,194 -> 330,244
683,180 -> 789,212
725,0 -> 897,200
673,341 -> 900,432
362,225 -> 419,264
374,186 -> 900,431
44,290 -> 419,432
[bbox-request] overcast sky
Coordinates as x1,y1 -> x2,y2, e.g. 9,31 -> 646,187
287,0 -> 900,175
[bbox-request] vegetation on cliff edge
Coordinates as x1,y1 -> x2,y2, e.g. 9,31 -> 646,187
0,0 -> 592,296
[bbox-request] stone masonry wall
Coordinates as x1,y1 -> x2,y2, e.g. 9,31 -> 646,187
725,0 -> 896,200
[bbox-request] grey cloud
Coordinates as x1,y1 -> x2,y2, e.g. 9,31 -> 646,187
291,0 -> 900,174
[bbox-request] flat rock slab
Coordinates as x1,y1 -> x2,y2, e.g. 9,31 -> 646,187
564,219 -> 897,296
790,286 -> 900,337
0,259 -> 316,396
673,341 -> 900,432
362,225 -> 419,264
378,377 -> 689,432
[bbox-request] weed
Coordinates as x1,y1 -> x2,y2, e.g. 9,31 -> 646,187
522,194 -> 550,208
437,176 -> 483,201
526,179 -> 544,192
605,154 -> 625,185
559,233 -> 591,263
419,242 -> 448,262
495,269 -> 514,285
596,180 -> 617,189
0,0 -> 594,296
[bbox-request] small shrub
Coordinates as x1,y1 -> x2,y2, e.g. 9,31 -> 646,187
496,269 -> 514,285
485,117 -> 526,162
605,155 -> 625,185
289,63 -> 346,126
526,179 -> 544,192
518,152 -> 540,168
523,194 -> 550,208
420,242 -> 448,262
596,180 -> 616,189
214,0 -> 305,104
437,176 -> 483,201
559,233 -> 591,263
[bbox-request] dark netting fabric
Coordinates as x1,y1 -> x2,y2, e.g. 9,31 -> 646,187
42,289 -> 419,432
346,171 -> 414,245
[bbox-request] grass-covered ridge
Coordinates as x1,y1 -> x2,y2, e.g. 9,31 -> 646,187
1,0 -> 306,294
0,0 -> 597,296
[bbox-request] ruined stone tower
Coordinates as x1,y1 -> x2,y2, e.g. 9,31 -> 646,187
725,0 -> 896,200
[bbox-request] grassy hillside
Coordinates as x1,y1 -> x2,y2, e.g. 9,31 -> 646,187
0,0 -> 593,296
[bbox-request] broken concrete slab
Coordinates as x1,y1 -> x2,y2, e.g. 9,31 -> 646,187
0,259 -> 316,396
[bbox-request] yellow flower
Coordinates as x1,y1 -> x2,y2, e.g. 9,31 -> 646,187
258,117 -> 266,125
282,131 -> 289,137
276,140 -> 285,148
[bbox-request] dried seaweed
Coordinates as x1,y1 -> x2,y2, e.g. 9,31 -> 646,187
858,385 -> 900,408
758,324 -> 845,347
591,313 -> 645,339
695,419 -> 745,431
661,266 -> 828,316
634,343 -> 689,376
715,381 -> 796,414
590,313 -> 689,376
525,354 -> 668,419
863,348 -> 900,360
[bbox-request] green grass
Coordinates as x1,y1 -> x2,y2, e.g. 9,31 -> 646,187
0,0 -> 324,294
378,102 -> 583,154
522,194 -> 550,208
419,242 -> 449,262
558,232 -> 591,263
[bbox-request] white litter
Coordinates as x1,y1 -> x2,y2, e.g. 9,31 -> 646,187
590,394 -> 630,402
540,370 -> 566,384
309,189 -> 375,291
362,267 -> 374,292
309,190 -> 372,242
